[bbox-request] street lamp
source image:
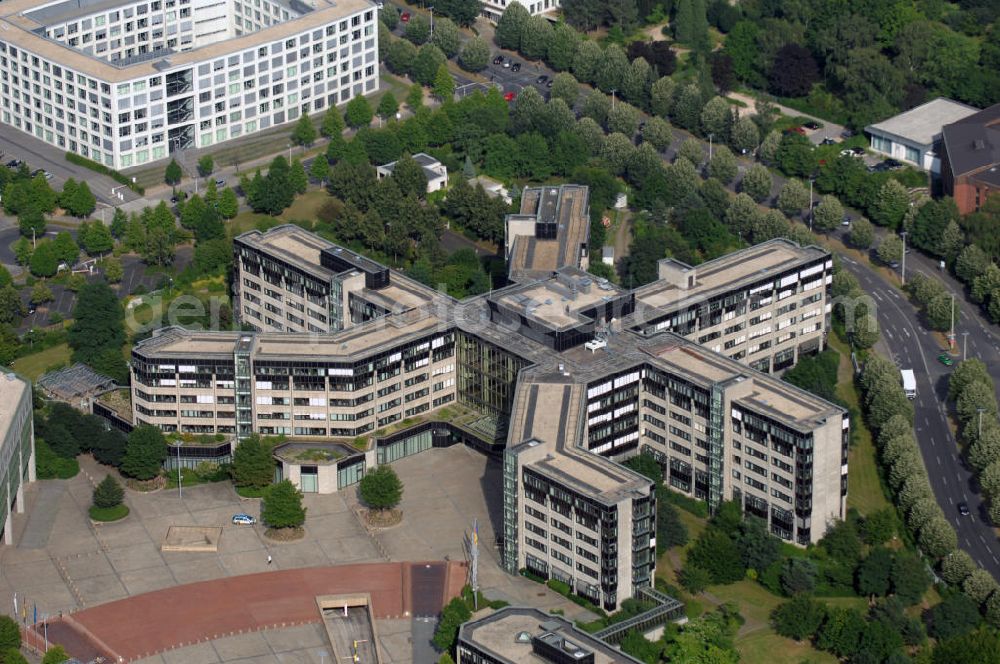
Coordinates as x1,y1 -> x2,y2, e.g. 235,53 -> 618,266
808,177 -> 815,231
171,440 -> 184,499
900,231 -> 908,285
708,133 -> 714,160
963,331 -> 969,362
428,6 -> 434,39
610,89 -> 616,109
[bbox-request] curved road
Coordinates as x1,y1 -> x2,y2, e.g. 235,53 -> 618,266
840,254 -> 1000,577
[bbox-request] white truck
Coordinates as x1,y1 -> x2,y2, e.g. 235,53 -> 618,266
901,369 -> 916,400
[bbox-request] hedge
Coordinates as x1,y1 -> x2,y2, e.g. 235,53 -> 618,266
65,152 -> 145,195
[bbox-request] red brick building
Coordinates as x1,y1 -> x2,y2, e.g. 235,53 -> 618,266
941,103 -> 1000,215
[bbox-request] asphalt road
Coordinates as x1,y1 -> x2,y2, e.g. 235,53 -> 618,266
840,255 -> 1000,577
0,130 -> 142,205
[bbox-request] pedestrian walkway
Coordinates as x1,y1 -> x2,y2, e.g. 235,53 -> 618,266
18,482 -> 65,550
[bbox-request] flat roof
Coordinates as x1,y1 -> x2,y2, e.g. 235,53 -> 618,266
492,268 -> 625,330
459,607 -> 642,664
238,225 -> 338,281
0,0 -> 374,82
0,373 -> 29,444
508,185 -> 590,281
867,97 -> 980,147
633,239 -> 828,314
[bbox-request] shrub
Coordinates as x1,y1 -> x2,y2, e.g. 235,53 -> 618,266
0,616 -> 19,651
64,152 -> 144,194
36,439 -> 80,479
261,479 -> 306,529
92,475 -> 124,509
359,465 -> 403,511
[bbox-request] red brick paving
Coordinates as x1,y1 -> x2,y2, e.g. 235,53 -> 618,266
66,561 -> 467,662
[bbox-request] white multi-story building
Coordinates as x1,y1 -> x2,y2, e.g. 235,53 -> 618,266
0,0 -> 378,170
480,0 -> 560,23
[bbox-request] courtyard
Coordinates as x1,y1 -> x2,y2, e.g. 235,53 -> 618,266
1,444 -> 594,662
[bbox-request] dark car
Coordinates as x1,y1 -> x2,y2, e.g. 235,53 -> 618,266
546,80 -> 554,87
27,305 -> 36,315
803,121 -> 822,130
31,168 -> 44,178
493,55 -> 503,65
870,158 -> 903,173
5,159 -> 19,168
958,502 -> 971,516
820,137 -> 837,146
536,75 -> 548,84
511,62 -> 521,72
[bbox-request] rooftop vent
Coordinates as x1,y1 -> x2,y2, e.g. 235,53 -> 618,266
974,139 -> 987,150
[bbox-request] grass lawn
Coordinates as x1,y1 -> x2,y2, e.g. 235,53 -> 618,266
12,343 -> 72,380
279,190 -> 331,222
235,485 -> 267,498
827,334 -> 893,516
89,504 -> 129,522
736,630 -> 838,664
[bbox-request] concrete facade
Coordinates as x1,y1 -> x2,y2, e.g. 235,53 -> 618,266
375,152 -> 448,193
0,373 -> 35,545
0,0 -> 378,170
128,226 -> 847,609
865,98 -> 979,174
631,239 -> 832,374
479,0 -> 561,23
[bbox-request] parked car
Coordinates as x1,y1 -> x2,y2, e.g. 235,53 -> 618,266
400,11 -> 410,22
5,159 -> 20,168
803,121 -> 822,130
938,353 -> 954,367
503,91 -> 516,102
536,75 -> 548,84
820,137 -> 837,146
43,171 -> 53,180
31,168 -> 44,178
215,178 -> 226,187
840,147 -> 866,158
27,305 -> 36,315
841,216 -> 851,226
785,126 -> 806,136
492,55 -> 503,65
546,80 -> 554,88
511,62 -> 521,72
869,158 -> 903,173
232,513 -> 256,525
502,59 -> 511,68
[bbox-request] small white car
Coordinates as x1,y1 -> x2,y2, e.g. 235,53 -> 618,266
232,513 -> 256,525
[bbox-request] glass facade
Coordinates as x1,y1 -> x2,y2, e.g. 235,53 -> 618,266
377,428 -> 433,464
457,332 -> 527,432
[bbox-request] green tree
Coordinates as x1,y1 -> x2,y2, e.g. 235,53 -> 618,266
642,116 -> 673,152
390,153 -> 429,199
377,92 -> 399,121
892,551 -> 931,605
121,425 -> 168,480
262,479 -> 306,529
650,76 -> 676,117
197,155 -> 214,177
678,565 -> 712,594
92,474 -> 124,509
877,234 -> 904,264
780,558 -> 817,595
857,547 -> 893,596
19,208 -> 46,239
309,155 -> 331,186
344,95 -> 374,128
29,242 -> 58,278
0,285 -> 25,324
607,102 -> 640,136
404,13 -> 431,44
740,163 -> 772,202
164,159 -> 183,186
706,145 -> 737,184
730,116 -> 759,155
69,281 -> 125,372
688,528 -> 743,584
432,596 -> 472,651
289,159 -> 308,195
458,36 -> 490,72
0,616 -> 20,652
700,96 -> 732,142
519,15 -> 553,60
359,464 -> 403,511
817,607 -> 866,658
412,44 -> 447,86
812,194 -> 844,231
291,112 -> 317,146
933,629 -> 1000,664
431,16 -> 461,57
927,592 -> 982,640
218,187 -> 239,219
407,83 -> 424,110
432,64 -> 455,102
674,0 -> 709,49
771,595 -> 826,640
231,434 -> 275,489
495,2 -> 529,51
321,103 -> 346,138
41,645 -> 70,664
870,179 -> 910,228
546,22 -> 580,71
30,282 -> 53,305
848,217 -> 875,249
82,220 -> 114,255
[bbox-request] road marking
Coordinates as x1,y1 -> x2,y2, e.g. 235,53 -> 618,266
943,475 -> 948,485
981,534 -> 987,543
949,496 -> 954,504
925,417 -> 930,426
937,456 -> 942,465
903,327 -> 910,338
872,291 -> 884,301
885,329 -> 894,339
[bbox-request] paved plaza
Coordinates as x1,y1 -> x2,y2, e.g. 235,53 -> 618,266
0,445 -> 595,662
